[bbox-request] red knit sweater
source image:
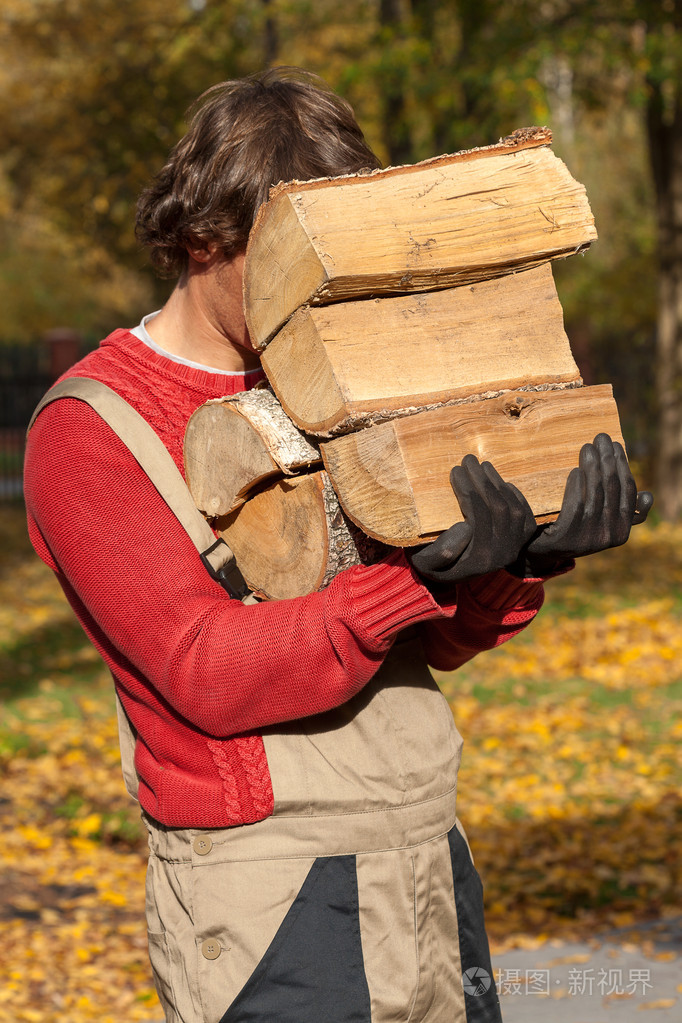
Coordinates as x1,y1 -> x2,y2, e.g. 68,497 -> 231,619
24,328 -> 546,828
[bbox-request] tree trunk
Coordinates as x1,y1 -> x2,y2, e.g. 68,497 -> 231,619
379,0 -> 413,165
647,79 -> 682,518
262,0 -> 278,66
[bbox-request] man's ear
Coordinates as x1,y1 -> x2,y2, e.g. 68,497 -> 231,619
186,237 -> 219,264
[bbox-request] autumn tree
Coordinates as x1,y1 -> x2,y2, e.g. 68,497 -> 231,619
511,0 -> 682,517
1,0 -> 268,264
348,1 -> 672,513
638,4 -> 682,518
0,0 -> 378,332
0,0 -> 671,513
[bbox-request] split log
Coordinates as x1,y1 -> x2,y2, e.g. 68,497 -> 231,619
244,127 -> 597,347
321,384 -> 625,545
184,388 -> 320,517
214,471 -> 386,600
261,263 -> 581,436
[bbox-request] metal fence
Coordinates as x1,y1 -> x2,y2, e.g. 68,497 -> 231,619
0,334 -> 92,499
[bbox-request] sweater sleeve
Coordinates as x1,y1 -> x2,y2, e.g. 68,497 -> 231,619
24,400 -> 465,737
418,570 -> 547,671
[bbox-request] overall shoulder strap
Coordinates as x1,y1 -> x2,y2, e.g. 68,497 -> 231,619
29,377 -> 257,804
29,377 -> 253,601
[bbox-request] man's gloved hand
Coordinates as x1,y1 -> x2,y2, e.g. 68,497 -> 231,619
513,433 -> 654,578
408,454 -> 537,585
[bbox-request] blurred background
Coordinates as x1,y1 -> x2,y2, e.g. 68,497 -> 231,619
0,2 -> 680,1021
2,0 -> 681,506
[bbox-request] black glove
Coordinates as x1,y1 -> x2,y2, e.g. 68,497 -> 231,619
409,454 -> 537,585
514,433 -> 653,577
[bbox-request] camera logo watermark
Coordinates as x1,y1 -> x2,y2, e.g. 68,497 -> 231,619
463,966 -> 655,998
462,967 -> 492,996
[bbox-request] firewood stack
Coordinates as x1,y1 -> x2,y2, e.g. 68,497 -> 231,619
184,128 -> 625,600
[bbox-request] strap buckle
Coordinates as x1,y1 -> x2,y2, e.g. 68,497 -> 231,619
200,538 -> 251,600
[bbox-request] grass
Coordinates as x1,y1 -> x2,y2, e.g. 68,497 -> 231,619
0,500 -> 113,714
0,501 -> 680,1021
431,525 -> 682,945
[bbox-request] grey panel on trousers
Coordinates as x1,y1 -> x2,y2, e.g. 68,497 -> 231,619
448,826 -> 503,1023
220,854 -> 371,1023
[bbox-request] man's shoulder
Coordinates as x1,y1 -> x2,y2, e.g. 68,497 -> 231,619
41,327 -> 206,471
57,328 -> 136,385
54,327 -> 172,416
31,328 -> 163,438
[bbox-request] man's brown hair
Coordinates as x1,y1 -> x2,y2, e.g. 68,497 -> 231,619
135,67 -> 382,277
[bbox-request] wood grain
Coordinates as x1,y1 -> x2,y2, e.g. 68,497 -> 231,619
184,389 -> 320,517
262,264 -> 581,435
214,471 -> 365,599
321,384 -> 624,544
244,141 -> 597,346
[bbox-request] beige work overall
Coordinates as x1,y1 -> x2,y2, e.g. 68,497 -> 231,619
142,640 -> 501,1023
31,380 -> 502,1023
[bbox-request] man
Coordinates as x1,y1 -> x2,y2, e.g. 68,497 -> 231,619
24,67 -> 650,1023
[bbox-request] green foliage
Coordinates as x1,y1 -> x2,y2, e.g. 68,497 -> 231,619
0,0 -> 271,338
0,0 -> 673,489
3,0 -> 257,259
0,215 -> 153,341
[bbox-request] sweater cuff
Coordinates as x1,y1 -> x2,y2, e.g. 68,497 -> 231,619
464,570 -> 545,612
347,550 -> 450,641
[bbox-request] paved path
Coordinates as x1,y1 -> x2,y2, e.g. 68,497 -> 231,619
151,917 -> 680,1023
491,917 -> 681,1022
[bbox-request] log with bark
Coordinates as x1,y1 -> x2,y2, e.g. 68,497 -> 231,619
244,127 -> 597,348
185,382 -> 625,597
181,129 -> 627,597
321,384 -> 625,545
184,387 -> 320,517
260,263 -> 581,436
213,470 -> 386,601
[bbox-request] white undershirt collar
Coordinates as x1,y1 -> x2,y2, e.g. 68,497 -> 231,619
130,311 -> 261,377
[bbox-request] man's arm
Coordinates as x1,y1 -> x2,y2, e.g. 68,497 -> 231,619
24,400 -> 467,737
418,570 -> 549,672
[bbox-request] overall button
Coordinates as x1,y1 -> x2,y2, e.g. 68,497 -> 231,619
193,835 -> 213,856
201,939 -> 222,960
